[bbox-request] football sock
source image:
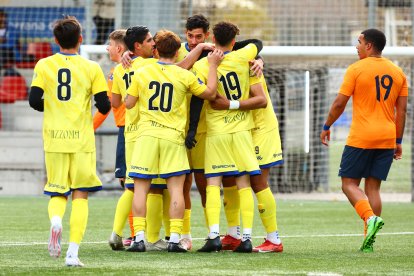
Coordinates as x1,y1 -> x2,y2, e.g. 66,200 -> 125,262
69,198 -> 88,244
133,217 -> 146,241
112,189 -> 133,236
239,187 -> 254,240
256,187 -> 278,233
163,189 -> 171,238
128,211 -> 134,237
223,185 -> 240,237
134,230 -> 145,243
206,185 -> 221,236
209,224 -> 220,239
354,199 -> 375,222
146,193 -> 163,243
182,209 -> 191,236
203,207 -> 209,231
267,231 -> 281,244
170,219 -> 183,243
66,242 -> 79,258
48,196 -> 67,221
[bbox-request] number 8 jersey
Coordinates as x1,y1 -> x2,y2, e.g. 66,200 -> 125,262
339,57 -> 408,149
31,53 -> 108,153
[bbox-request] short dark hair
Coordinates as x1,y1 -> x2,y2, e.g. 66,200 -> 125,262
361,28 -> 386,52
53,16 -> 82,49
124,26 -> 150,51
186,14 -> 209,32
155,29 -> 181,58
213,21 -> 239,46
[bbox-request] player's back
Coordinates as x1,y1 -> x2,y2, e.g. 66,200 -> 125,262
341,57 -> 408,148
251,75 -> 278,133
32,53 -> 108,152
193,44 -> 258,135
133,62 -> 206,144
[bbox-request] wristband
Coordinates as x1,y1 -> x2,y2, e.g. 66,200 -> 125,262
229,101 -> 240,110
396,138 -> 402,144
323,124 -> 330,131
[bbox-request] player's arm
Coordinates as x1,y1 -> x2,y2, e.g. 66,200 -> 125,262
320,93 -> 350,146
185,96 -> 204,149
125,94 -> 137,109
394,95 -> 407,160
195,49 -> 224,101
112,93 -> 122,108
29,86 -> 44,112
94,92 -> 111,114
176,43 -> 215,70
210,82 -> 267,110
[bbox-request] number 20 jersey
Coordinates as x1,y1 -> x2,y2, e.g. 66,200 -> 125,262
31,53 -> 108,153
339,57 -> 408,149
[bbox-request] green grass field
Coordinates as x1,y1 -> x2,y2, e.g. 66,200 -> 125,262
1,195 -> 413,275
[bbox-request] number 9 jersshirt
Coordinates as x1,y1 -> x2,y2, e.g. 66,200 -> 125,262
31,53 -> 108,153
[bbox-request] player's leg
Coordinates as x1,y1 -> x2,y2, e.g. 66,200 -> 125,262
221,177 -> 241,250
181,173 -> 193,250
109,140 -> 135,250
66,151 -> 102,266
146,184 -> 167,251
251,169 -> 283,253
162,188 -> 171,240
44,152 -> 70,259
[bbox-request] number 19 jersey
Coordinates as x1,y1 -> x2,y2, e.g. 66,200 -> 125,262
31,53 -> 108,153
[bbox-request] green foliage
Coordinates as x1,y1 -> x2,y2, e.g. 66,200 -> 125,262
0,196 -> 413,275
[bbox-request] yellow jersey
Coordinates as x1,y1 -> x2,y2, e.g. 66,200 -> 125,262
193,44 -> 258,136
250,75 -> 279,133
31,52 -> 108,153
177,42 -> 191,62
127,61 -> 207,144
111,56 -> 157,142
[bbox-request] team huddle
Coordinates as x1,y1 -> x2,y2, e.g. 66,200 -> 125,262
28,13 -> 407,268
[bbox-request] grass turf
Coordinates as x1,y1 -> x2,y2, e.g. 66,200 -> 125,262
0,195 -> 413,275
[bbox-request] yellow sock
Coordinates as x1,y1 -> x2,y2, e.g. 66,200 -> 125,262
203,207 -> 209,230
48,196 -> 67,220
112,189 -> 134,236
133,217 -> 146,234
182,209 -> 191,235
256,187 -> 277,233
223,185 -> 240,227
69,198 -> 88,244
146,194 -> 163,243
170,218 -> 184,235
206,185 -> 221,227
163,189 -> 171,237
238,187 -> 254,231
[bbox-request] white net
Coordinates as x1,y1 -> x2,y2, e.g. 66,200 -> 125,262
0,0 -> 413,196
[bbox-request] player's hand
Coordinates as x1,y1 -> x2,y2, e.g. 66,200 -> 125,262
199,42 -> 215,51
185,130 -> 197,149
121,51 -> 133,69
210,94 -> 230,110
119,178 -> 125,188
207,49 -> 224,67
320,130 -> 330,146
249,59 -> 264,77
394,144 -> 402,160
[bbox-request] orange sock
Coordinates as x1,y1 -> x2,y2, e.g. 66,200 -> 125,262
128,210 -> 134,237
354,199 -> 375,222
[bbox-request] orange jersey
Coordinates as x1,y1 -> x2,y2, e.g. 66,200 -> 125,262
93,68 -> 126,129
339,57 -> 408,149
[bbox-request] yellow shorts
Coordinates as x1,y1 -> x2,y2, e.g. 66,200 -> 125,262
151,177 -> 167,189
44,151 -> 102,196
124,141 -> 135,189
204,131 -> 260,178
129,136 -> 190,179
189,132 -> 206,172
252,128 -> 284,168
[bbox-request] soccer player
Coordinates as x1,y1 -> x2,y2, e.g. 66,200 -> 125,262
125,29 -> 223,253
193,21 -> 264,253
29,16 -> 110,267
209,70 -> 284,253
108,25 -> 158,251
320,29 -> 408,252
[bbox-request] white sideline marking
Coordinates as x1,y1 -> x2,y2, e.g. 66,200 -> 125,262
0,232 -> 413,246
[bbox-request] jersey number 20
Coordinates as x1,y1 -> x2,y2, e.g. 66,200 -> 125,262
148,81 -> 173,112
